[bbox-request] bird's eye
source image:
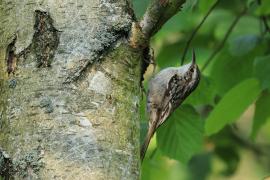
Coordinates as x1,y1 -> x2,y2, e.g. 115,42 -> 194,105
190,68 -> 194,73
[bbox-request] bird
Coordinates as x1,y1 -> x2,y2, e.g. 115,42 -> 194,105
141,50 -> 200,161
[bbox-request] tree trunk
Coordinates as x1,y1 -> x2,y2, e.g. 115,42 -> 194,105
0,0 -> 141,179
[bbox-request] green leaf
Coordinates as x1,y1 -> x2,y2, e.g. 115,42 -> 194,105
200,10 -> 233,40
210,42 -> 265,95
251,90 -> 270,139
253,55 -> 270,90
198,0 -> 218,13
185,75 -> 216,106
255,0 -> 270,16
247,0 -> 256,7
228,35 -> 260,57
188,153 -> 211,180
182,0 -> 198,12
132,0 -> 149,18
154,12 -> 199,40
232,16 -> 261,37
141,149 -> 189,180
215,146 -> 240,176
156,42 -> 183,68
210,49 -> 253,95
215,16 -> 260,41
205,78 -> 261,136
157,105 -> 204,164
209,126 -> 242,174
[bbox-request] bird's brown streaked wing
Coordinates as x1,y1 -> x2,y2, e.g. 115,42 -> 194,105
157,74 -> 185,128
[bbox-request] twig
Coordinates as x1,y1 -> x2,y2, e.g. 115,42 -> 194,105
140,0 -> 186,39
261,16 -> 270,34
201,8 -> 246,72
230,126 -> 262,155
257,0 -> 270,35
130,0 -> 186,49
181,0 -> 220,65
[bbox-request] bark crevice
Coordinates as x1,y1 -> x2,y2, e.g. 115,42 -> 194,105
0,147 -> 44,179
63,27 -> 132,84
5,9 -> 60,74
5,35 -> 17,74
32,10 -> 60,68
0,0 -> 140,179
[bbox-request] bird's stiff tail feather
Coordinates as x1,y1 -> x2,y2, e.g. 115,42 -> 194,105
140,123 -> 156,161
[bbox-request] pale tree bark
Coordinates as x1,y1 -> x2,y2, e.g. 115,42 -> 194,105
0,0 -> 185,179
0,0 -> 141,179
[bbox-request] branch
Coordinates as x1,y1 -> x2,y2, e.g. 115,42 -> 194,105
257,0 -> 270,35
201,8 -> 246,72
261,16 -> 270,34
181,0 -> 220,65
140,0 -> 186,39
230,127 -> 262,155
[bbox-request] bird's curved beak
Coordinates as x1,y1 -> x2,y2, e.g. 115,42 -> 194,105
192,49 -> 196,65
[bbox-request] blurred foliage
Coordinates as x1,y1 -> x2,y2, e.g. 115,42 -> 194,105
251,90 -> 270,139
205,78 -> 261,135
157,105 -> 204,164
134,0 -> 270,179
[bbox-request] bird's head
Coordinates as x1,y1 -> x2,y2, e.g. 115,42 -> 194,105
176,50 -> 200,100
185,50 -> 200,92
